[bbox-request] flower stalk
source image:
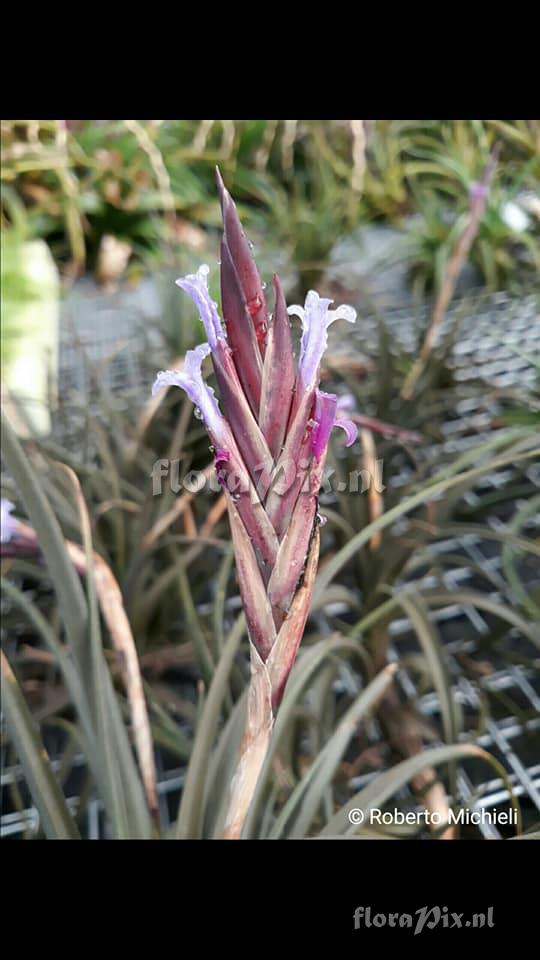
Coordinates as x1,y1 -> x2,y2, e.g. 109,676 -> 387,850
401,145 -> 500,401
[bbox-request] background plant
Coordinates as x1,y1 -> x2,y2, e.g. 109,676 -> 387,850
2,120 -> 539,295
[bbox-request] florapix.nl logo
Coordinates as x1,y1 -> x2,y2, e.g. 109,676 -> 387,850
150,457 -> 385,498
353,905 -> 495,934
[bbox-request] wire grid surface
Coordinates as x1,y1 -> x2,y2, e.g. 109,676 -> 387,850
350,289 -> 540,392
2,289 -> 539,838
342,289 -> 539,837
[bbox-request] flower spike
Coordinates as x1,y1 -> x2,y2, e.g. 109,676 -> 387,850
154,176 -> 358,840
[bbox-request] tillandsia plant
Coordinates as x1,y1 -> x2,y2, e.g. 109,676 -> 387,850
153,169 -> 358,838
1,494 -> 160,828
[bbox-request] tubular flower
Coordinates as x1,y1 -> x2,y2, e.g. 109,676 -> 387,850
175,265 -> 224,351
153,343 -> 224,443
288,291 -> 357,391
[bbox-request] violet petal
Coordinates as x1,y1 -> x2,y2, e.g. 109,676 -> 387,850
152,343 -> 224,442
311,390 -> 338,461
288,291 -> 357,388
176,264 -> 224,350
334,417 -> 358,447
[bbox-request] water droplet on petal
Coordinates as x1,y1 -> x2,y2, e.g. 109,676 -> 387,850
247,294 -> 263,318
317,513 -> 328,527
194,407 -> 204,421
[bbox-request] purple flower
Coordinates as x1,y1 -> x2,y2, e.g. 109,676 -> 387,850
1,499 -> 17,544
176,264 -> 224,351
287,291 -> 357,389
311,391 -> 337,461
152,344 -> 225,444
469,181 -> 489,204
311,390 -> 358,461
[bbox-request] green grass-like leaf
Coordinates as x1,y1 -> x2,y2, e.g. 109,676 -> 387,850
1,650 -> 80,840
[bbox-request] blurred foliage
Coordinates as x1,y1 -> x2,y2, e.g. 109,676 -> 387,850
2,119 -> 539,297
1,188 -> 45,372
